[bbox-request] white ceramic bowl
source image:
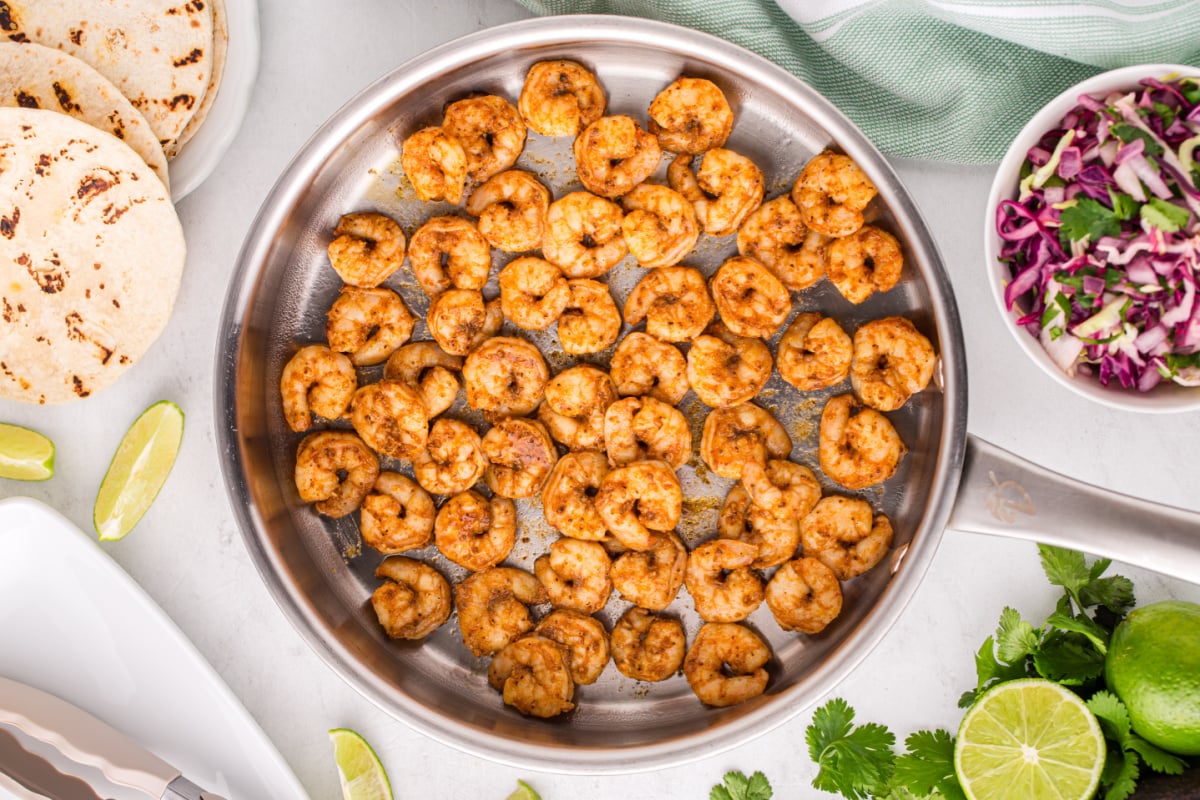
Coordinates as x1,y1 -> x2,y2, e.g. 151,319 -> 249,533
984,63 -> 1200,413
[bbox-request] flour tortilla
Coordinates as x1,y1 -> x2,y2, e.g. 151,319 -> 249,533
174,0 -> 226,154
0,107 -> 185,404
0,41 -> 169,191
2,0 -> 215,159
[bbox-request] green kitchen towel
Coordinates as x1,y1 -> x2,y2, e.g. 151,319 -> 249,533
511,0 -> 1200,164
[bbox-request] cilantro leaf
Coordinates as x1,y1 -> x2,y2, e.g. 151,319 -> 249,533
1079,575 -> 1135,615
1107,188 -> 1139,221
1128,738 -> 1187,775
892,729 -> 965,800
1059,198 -> 1122,244
1110,123 -> 1164,156
1088,690 -> 1132,742
1045,604 -> 1109,654
1039,545 -> 1091,596
1140,198 -> 1190,233
996,607 -> 1040,663
808,699 -> 896,800
1152,101 -> 1177,127
1032,630 -> 1105,685
1102,749 -> 1140,800
710,770 -> 773,800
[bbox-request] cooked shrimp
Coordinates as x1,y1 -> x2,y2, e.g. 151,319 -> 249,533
610,530 -> 687,611
541,450 -> 610,541
667,149 -> 764,237
609,332 -> 689,405
818,394 -> 905,490
456,566 -> 547,656
683,539 -> 764,623
558,279 -> 621,355
573,115 -> 661,199
699,402 -> 792,480
851,316 -> 937,411
541,192 -> 627,278
736,195 -> 825,291
777,313 -> 852,392
426,289 -> 503,357
610,607 -> 686,682
327,211 -> 406,288
498,256 -> 570,330
349,379 -> 429,460
442,95 -> 526,183
326,286 -> 415,366
623,266 -> 715,342
407,216 -> 491,296
280,345 -> 356,432
717,483 -> 799,569
791,150 -> 877,237
371,557 -> 452,640
412,418 -> 487,496
466,170 -> 550,253
400,126 -> 468,204
435,490 -> 517,571
519,60 -> 606,137
537,364 -> 617,451
361,472 -> 436,554
741,459 -> 822,522
683,622 -> 770,707
482,417 -> 557,499
765,557 -> 843,634
603,396 -> 692,470
488,635 -> 575,718
594,460 -> 682,551
826,225 -> 904,305
462,336 -> 549,418
647,77 -> 734,154
686,322 -> 773,409
620,183 -> 699,268
535,609 -> 610,685
801,495 -> 894,580
709,256 -> 790,340
294,431 -> 379,518
383,341 -> 463,419
534,538 -> 613,614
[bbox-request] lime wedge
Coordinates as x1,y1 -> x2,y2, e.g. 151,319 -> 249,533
506,780 -> 542,800
0,423 -> 54,481
328,728 -> 393,800
954,678 -> 1105,800
93,400 -> 184,541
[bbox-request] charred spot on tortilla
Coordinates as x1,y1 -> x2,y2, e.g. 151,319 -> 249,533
14,90 -> 36,108
71,375 -> 88,397
174,48 -> 203,68
168,93 -> 196,111
77,172 -> 114,200
0,207 -> 16,238
52,81 -> 80,113
68,28 -> 82,46
0,4 -> 17,33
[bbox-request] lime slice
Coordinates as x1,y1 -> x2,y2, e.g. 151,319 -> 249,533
506,780 -> 542,800
954,678 -> 1105,800
328,728 -> 393,800
93,400 -> 184,541
0,423 -> 54,481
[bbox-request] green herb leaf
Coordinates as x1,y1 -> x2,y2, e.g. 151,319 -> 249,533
1128,738 -> 1188,775
1039,545 -> 1091,596
1059,198 -> 1122,245
1045,607 -> 1110,655
1140,198 -> 1191,233
808,699 -> 896,800
711,786 -> 734,800
1181,80 -> 1200,106
1088,690 -> 1132,743
892,729 -> 964,800
1152,101 -> 1177,127
1079,576 -> 1135,615
710,770 -> 772,800
1102,749 -> 1140,800
996,607 -> 1040,664
1107,188 -> 1139,221
1032,630 -> 1106,685
1110,123 -> 1164,156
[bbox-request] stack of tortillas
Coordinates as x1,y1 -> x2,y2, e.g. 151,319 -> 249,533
0,1 -> 228,403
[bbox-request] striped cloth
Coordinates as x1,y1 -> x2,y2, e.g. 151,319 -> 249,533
511,0 -> 1200,163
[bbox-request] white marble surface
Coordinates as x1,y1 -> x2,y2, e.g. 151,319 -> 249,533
2,1 -> 1199,798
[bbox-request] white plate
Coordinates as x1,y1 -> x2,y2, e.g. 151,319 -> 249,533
0,497 -> 308,800
169,0 -> 260,201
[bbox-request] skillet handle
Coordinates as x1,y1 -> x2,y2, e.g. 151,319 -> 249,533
946,435 -> 1200,584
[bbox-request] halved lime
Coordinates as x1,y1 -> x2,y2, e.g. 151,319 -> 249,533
954,678 -> 1105,800
93,400 -> 184,541
506,780 -> 542,800
0,423 -> 54,481
328,728 -> 393,800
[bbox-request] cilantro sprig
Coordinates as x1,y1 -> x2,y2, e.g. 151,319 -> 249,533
710,770 -> 772,800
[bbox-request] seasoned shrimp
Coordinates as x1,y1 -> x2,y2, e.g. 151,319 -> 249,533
603,396 -> 692,470
851,316 -> 937,411
818,394 -> 905,490
326,286 -> 415,366
466,170 -> 550,253
668,149 -> 764,237
535,609 -> 610,685
361,472 -> 435,554
435,490 -> 517,571
442,94 -> 526,183
791,150 -> 877,237
686,322 -> 773,409
620,183 -> 699,269
412,418 -> 487,496
683,622 -> 770,707
383,341 -> 463,419
426,289 -> 503,357
610,530 -> 687,611
609,332 -> 689,405
519,60 -> 606,137
741,459 -> 822,522
558,279 -> 622,355
327,211 -> 405,288
826,225 -> 904,305
462,336 -> 549,418
765,557 -> 843,634
541,192 -> 627,278
624,266 -> 716,342
647,77 -> 734,154
684,539 -> 764,623
736,195 -> 825,291
371,556 -> 452,640
294,431 -> 379,518
400,126 -> 467,204
482,417 -> 557,499
709,256 -> 790,340
280,345 -> 356,432
455,566 -> 547,656
594,460 -> 682,551
534,538 -> 613,614
541,450 -> 609,541
498,256 -> 571,330
610,607 -> 686,682
349,379 -> 429,460
777,313 -> 852,392
537,364 -> 617,451
573,115 -> 661,199
488,635 -> 575,718
699,402 -> 792,480
407,216 -> 490,296
801,495 -> 894,580
717,484 -> 799,569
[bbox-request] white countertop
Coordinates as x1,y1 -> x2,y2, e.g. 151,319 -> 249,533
3,2 -> 1199,798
